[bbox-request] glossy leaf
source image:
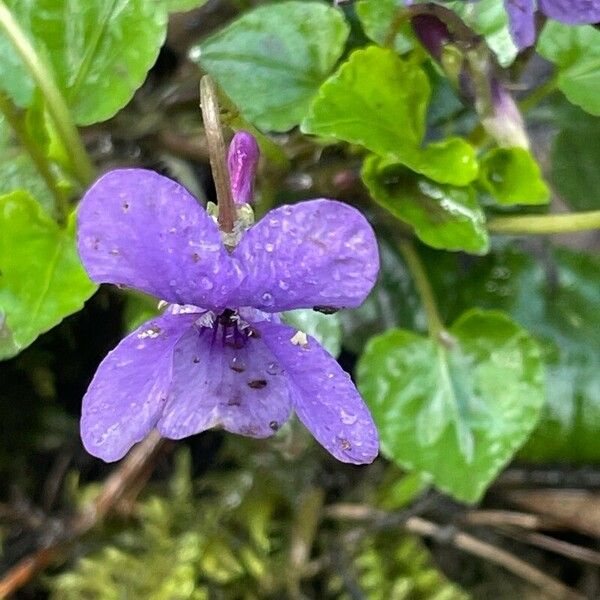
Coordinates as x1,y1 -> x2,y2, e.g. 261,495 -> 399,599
551,112 -> 600,210
193,1 -> 349,132
282,309 -> 342,358
537,22 -> 600,116
443,247 -> 600,463
355,0 -> 413,54
362,155 -> 489,255
357,309 -> 544,503
0,0 -> 167,125
0,191 -> 96,359
446,0 -> 517,66
302,46 -> 478,185
479,147 -> 549,206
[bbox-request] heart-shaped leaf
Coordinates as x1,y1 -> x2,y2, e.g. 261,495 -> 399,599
357,309 -> 544,503
193,1 -> 349,132
302,46 -> 478,185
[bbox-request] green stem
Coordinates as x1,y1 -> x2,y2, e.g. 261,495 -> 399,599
519,75 -> 558,113
0,1 -> 94,186
0,92 -> 68,223
396,238 -> 445,339
488,211 -> 600,235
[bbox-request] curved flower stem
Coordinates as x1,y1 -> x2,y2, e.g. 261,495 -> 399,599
0,92 -> 68,223
0,1 -> 94,187
488,211 -> 600,235
200,75 -> 235,233
396,238 -> 445,340
519,74 -> 558,113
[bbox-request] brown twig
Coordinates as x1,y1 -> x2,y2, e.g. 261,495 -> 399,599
0,431 -> 166,598
325,504 -> 583,600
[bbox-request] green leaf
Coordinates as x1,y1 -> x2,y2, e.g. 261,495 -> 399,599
0,0 -> 167,125
362,155 -> 489,255
357,309 -> 544,503
537,22 -> 600,116
0,113 -> 55,215
282,309 -> 342,358
355,0 -> 413,54
302,46 -> 478,185
0,191 -> 96,358
123,291 -> 160,333
446,0 -> 517,66
479,147 -> 549,206
193,1 -> 349,132
158,0 -> 207,12
442,246 -> 600,463
551,112 -> 600,210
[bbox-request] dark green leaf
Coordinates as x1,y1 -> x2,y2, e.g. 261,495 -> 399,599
537,22 -> 600,116
0,0 -> 167,125
441,246 -> 600,463
479,147 -> 549,206
357,309 -> 544,503
551,112 -> 600,210
302,46 -> 478,185
0,191 -> 96,358
193,1 -> 349,132
362,155 -> 489,254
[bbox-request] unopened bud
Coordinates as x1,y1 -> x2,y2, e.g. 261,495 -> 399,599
227,131 -> 260,205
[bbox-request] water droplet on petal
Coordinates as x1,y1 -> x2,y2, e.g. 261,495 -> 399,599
200,277 -> 214,290
340,409 -> 357,425
267,361 -> 281,375
261,292 -> 274,306
265,242 -> 274,252
278,280 -> 289,290
229,357 -> 246,373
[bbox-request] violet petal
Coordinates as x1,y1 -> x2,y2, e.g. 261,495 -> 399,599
504,0 -> 536,48
259,321 -> 379,465
77,169 -> 240,310
228,131 -> 260,205
539,0 -> 600,23
80,312 -> 197,462
157,324 -> 292,440
232,200 -> 379,312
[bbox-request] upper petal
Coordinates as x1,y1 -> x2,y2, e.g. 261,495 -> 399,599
539,0 -> 600,23
504,0 -> 536,48
259,321 -> 379,464
232,200 -> 379,312
77,169 -> 241,309
157,322 -> 292,440
81,312 -> 197,462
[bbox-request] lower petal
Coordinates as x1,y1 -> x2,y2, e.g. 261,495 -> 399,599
259,321 -> 379,465
157,324 -> 292,440
539,0 -> 600,24
81,312 -> 197,462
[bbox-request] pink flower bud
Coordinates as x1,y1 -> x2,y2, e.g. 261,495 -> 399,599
227,131 -> 260,205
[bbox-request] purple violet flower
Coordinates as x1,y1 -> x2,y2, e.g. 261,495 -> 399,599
505,0 -> 600,48
77,167 -> 380,465
228,131 -> 260,205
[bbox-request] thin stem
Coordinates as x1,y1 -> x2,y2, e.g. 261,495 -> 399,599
396,238 -> 445,339
519,74 -> 558,113
0,92 -> 68,224
0,1 -> 94,186
200,75 -> 235,233
488,211 -> 600,235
